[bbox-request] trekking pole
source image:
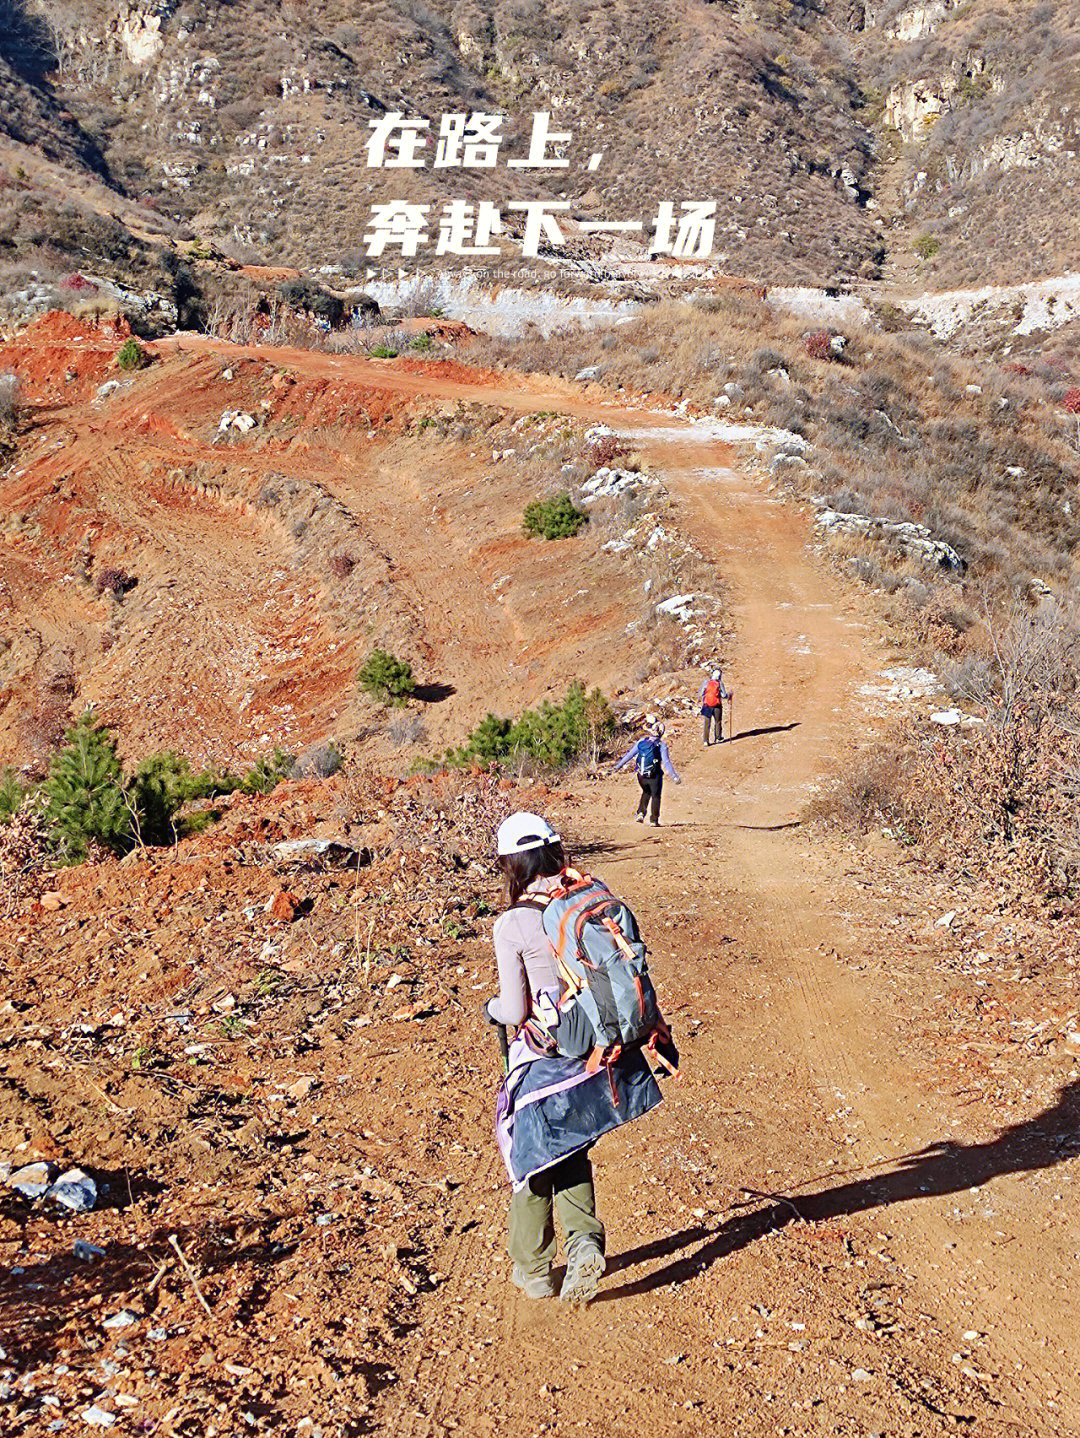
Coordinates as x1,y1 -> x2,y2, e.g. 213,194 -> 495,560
729,691 -> 735,742
497,1024 -> 510,1075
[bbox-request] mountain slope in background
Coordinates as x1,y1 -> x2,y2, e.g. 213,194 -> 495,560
1,0 -> 1079,319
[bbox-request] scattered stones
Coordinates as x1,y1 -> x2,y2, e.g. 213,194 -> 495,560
102,1309 -> 139,1330
39,891 -> 67,912
858,666 -> 940,706
217,409 -> 256,434
579,467 -> 657,503
73,1240 -> 106,1262
935,911 -> 957,929
574,365 -> 601,381
816,507 -> 966,572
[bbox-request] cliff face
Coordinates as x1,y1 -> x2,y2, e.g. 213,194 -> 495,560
2,0 -> 1079,292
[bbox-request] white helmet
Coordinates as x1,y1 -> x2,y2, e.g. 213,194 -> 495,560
496,811 -> 561,857
712,669 -> 721,681
645,716 -> 665,737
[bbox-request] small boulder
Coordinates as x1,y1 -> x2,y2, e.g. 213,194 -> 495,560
47,1167 -> 98,1213
771,453 -> 809,475
267,889 -> 300,922
7,1161 -> 55,1199
81,1405 -> 116,1428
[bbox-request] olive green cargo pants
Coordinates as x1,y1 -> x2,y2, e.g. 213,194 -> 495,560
507,1151 -> 605,1278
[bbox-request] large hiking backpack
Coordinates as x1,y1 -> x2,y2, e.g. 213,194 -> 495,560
539,869 -> 660,1051
703,678 -> 721,707
635,736 -> 662,777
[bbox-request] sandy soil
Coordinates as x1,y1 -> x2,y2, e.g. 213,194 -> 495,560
1,326 -> 1077,1437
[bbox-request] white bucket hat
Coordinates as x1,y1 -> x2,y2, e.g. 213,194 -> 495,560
496,811 -> 562,857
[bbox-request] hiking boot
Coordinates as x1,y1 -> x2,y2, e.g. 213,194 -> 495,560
634,812 -> 645,823
559,1240 -> 605,1306
648,818 -> 660,827
511,1265 -> 556,1299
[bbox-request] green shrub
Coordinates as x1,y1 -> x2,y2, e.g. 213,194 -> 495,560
128,751 -> 244,844
912,235 -> 940,261
370,343 -> 399,359
38,718 -> 296,860
43,713 -> 131,862
445,681 -> 613,769
523,493 -> 588,540
358,649 -> 415,705
240,746 -> 295,795
410,332 -> 433,352
116,338 -> 147,372
0,768 -> 28,823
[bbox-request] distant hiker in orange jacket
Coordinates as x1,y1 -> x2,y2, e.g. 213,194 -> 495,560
700,669 -> 731,746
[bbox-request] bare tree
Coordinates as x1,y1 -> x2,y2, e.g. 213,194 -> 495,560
954,590 -> 1080,733
34,0 -> 79,78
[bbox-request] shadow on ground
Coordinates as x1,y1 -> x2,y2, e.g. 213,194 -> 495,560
600,1077 -> 1080,1300
726,722 -> 801,743
413,683 -> 456,703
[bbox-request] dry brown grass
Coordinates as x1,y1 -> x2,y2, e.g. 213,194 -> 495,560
481,296 -> 1080,615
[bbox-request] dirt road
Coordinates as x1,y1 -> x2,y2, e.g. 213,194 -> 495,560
197,348 -> 1079,1436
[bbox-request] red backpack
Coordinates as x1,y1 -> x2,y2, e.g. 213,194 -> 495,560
703,678 -> 721,707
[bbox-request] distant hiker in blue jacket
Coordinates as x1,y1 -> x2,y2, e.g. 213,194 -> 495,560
611,718 -> 681,826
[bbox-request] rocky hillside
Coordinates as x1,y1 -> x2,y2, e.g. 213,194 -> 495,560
863,0 -> 1080,285
1,0 -> 1079,305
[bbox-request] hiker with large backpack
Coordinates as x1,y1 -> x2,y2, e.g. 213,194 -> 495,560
482,811 -> 678,1305
699,668 -> 732,747
610,717 -> 681,825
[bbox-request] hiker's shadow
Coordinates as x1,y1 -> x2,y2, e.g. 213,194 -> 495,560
600,1076 -> 1080,1301
727,722 -> 801,743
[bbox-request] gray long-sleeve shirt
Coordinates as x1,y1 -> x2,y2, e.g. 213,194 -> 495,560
488,873 -> 563,1028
